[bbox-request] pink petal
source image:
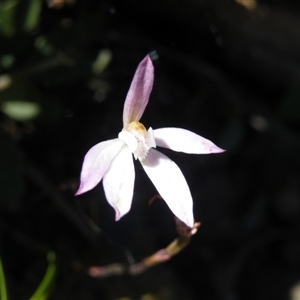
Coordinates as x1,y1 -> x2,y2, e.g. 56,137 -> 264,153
154,127 -> 225,154
75,139 -> 124,195
123,55 -> 154,126
103,145 -> 135,221
140,148 -> 194,228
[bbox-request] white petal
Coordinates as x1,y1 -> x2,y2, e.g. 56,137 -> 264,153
76,139 -> 124,195
103,145 -> 135,221
140,148 -> 194,227
118,130 -> 138,153
154,127 -> 225,154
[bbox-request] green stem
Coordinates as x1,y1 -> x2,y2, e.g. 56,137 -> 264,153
0,258 -> 8,300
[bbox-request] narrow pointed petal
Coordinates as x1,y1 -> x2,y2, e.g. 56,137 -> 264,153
123,55 -> 154,126
103,145 -> 135,221
154,127 -> 225,154
76,139 -> 124,195
141,148 -> 194,227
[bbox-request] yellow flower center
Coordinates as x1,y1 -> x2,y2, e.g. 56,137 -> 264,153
124,121 -> 146,137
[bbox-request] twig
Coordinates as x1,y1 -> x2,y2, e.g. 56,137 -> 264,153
86,217 -> 201,278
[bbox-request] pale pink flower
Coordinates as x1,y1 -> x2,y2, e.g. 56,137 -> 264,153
76,55 -> 225,228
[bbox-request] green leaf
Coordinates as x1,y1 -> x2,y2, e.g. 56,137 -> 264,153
0,75 -> 41,121
29,252 -> 56,300
0,0 -> 18,37
92,49 -> 112,75
23,0 -> 42,32
1,100 -> 41,121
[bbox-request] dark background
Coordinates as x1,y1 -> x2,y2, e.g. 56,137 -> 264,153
1,0 -> 300,299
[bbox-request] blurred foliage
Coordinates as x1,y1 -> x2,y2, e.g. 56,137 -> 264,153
1,100 -> 40,121
0,0 -> 18,37
0,0 -> 43,37
0,74 -> 41,121
23,0 -> 42,33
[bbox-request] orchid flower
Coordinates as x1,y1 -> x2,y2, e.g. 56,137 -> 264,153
76,55 -> 224,228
